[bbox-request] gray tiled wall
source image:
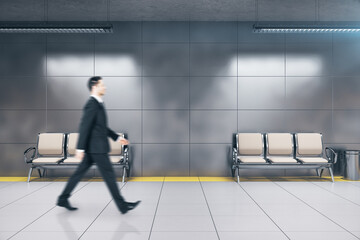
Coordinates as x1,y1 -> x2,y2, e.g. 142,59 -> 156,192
1,21 -> 360,177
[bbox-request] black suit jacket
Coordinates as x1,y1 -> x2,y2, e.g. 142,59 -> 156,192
77,97 -> 118,154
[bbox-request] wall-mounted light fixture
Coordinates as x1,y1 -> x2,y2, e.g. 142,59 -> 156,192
253,24 -> 360,33
0,22 -> 113,33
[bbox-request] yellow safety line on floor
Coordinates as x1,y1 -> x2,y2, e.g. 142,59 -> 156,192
165,177 -> 199,182
0,177 -> 28,182
0,176 -> 359,182
199,177 -> 234,182
128,177 -> 165,182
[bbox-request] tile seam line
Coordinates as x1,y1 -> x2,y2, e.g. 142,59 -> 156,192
308,181 -> 360,207
78,181 -> 128,239
273,182 -> 360,240
236,182 -> 291,240
348,182 -> 360,189
148,177 -> 165,240
8,181 -> 91,240
0,182 -> 17,190
0,182 -> 54,210
199,177 -> 220,240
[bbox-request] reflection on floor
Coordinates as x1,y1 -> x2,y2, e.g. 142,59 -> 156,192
0,180 -> 359,240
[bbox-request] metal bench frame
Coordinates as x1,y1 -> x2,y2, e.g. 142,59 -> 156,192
232,133 -> 338,183
24,133 -> 130,183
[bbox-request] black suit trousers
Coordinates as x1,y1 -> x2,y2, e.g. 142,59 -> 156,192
59,154 -> 125,208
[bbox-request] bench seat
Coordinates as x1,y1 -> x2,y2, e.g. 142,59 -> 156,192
232,133 -> 337,182
238,157 -> 267,164
267,157 -> 298,164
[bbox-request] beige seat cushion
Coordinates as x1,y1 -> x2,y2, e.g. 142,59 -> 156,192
109,133 -> 124,155
38,133 -> 64,155
237,133 -> 263,155
238,156 -> 267,163
267,133 -> 293,155
62,157 -> 81,164
297,133 -> 323,155
67,133 -> 79,155
297,157 -> 328,164
267,157 -> 298,164
110,156 -> 124,163
32,157 -> 62,164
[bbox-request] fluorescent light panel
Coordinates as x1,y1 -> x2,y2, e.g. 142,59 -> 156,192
254,25 -> 360,33
0,22 -> 112,33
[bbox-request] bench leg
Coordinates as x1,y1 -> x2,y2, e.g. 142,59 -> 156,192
37,168 -> 42,178
328,167 -> 335,183
27,167 -> 34,183
122,167 -> 126,183
319,169 -> 324,178
316,169 -> 320,177
236,167 -> 240,183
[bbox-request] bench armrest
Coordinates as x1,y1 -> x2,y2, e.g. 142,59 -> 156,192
123,146 -> 129,163
24,147 -> 36,163
232,147 -> 238,164
325,147 -> 337,164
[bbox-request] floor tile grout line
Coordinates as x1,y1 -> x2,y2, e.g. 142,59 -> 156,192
0,182 -> 17,190
309,181 -> 360,207
148,177 -> 165,240
236,182 -> 291,240
8,206 -> 57,239
0,182 -> 54,210
78,182 -> 128,239
198,178 -> 220,240
348,182 -> 360,189
7,181 -> 91,240
273,182 -> 360,240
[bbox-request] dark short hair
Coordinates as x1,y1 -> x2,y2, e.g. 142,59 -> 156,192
88,76 -> 102,91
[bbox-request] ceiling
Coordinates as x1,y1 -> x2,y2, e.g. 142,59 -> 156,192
0,0 -> 360,22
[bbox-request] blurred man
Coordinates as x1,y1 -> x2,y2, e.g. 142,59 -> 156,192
57,76 -> 140,214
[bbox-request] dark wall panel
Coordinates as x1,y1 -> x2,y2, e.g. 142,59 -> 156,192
0,77 -> 46,110
190,144 -> 232,176
143,111 -> 189,143
238,77 -> 285,109
0,111 -> 46,143
190,44 -> 237,76
143,44 -> 189,76
1,21 -> 360,177
0,43 -> 45,77
0,144 -> 35,176
143,22 -> 189,42
191,77 -> 237,110
190,111 -> 237,143
285,77 -> 332,110
143,77 -> 189,110
142,144 -> 190,176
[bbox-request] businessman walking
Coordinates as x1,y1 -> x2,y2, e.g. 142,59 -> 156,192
57,76 -> 140,214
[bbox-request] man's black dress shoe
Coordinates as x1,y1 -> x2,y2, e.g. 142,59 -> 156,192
127,201 -> 141,209
119,201 -> 141,214
57,200 -> 78,211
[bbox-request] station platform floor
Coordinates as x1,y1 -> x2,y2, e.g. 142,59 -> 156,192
0,177 -> 359,240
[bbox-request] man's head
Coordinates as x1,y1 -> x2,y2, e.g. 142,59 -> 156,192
88,76 -> 106,96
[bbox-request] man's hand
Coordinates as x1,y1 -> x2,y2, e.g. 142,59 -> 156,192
75,151 -> 85,161
118,137 -> 130,145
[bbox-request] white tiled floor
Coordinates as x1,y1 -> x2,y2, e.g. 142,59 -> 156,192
0,181 -> 360,239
